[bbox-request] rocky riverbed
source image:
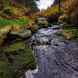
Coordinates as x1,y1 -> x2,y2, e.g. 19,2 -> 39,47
26,25 -> 78,78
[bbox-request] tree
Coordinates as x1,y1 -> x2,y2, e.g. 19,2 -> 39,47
63,0 -> 78,25
14,0 -> 39,12
0,0 -> 11,9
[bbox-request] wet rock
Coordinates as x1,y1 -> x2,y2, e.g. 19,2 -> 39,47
0,27 -> 36,78
31,24 -> 39,32
10,29 -> 32,38
0,41 -> 36,78
37,17 -> 48,28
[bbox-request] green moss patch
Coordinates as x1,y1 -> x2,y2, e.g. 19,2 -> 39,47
4,42 -> 25,52
63,26 -> 78,40
0,41 -> 36,78
0,17 -> 29,27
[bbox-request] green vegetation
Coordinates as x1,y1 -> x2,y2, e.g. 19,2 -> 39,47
15,0 -> 39,12
0,17 -> 29,27
63,26 -> 78,40
0,41 -> 36,78
4,42 -> 25,52
3,0 -> 11,8
0,61 -> 12,78
42,5 -> 59,16
56,25 -> 78,40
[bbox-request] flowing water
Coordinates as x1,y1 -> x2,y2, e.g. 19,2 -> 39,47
25,25 -> 78,78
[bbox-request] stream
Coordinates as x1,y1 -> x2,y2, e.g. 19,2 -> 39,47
25,25 -> 78,78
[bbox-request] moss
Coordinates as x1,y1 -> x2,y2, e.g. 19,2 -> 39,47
4,42 -> 25,52
0,17 -> 29,27
0,61 -> 12,78
56,25 -> 78,40
0,41 -> 36,78
63,25 -> 78,40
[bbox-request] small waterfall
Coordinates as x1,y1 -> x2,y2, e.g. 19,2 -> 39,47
25,70 -> 34,78
25,66 -> 39,78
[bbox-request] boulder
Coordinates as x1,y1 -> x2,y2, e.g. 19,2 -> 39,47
26,22 -> 39,32
0,41 -> 36,78
0,26 -> 36,78
30,24 -> 39,32
10,29 -> 32,38
37,17 -> 48,28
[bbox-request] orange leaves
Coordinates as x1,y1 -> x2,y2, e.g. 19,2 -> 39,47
62,31 -> 73,40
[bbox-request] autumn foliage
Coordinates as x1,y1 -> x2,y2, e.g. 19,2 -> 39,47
62,0 -> 78,25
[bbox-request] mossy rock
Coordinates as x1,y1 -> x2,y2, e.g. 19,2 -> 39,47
0,41 -> 36,78
60,25 -> 78,40
0,61 -> 13,78
3,42 -> 25,52
10,29 -> 32,38
37,17 -> 48,28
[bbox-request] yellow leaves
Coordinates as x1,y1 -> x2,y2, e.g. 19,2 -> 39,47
11,6 -> 25,17
43,5 -> 59,16
58,14 -> 68,22
11,25 -> 21,32
37,4 -> 63,17
0,26 -> 11,33
26,21 -> 35,29
62,30 -> 73,40
0,26 -> 11,46
35,5 -> 59,17
62,0 -> 78,24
